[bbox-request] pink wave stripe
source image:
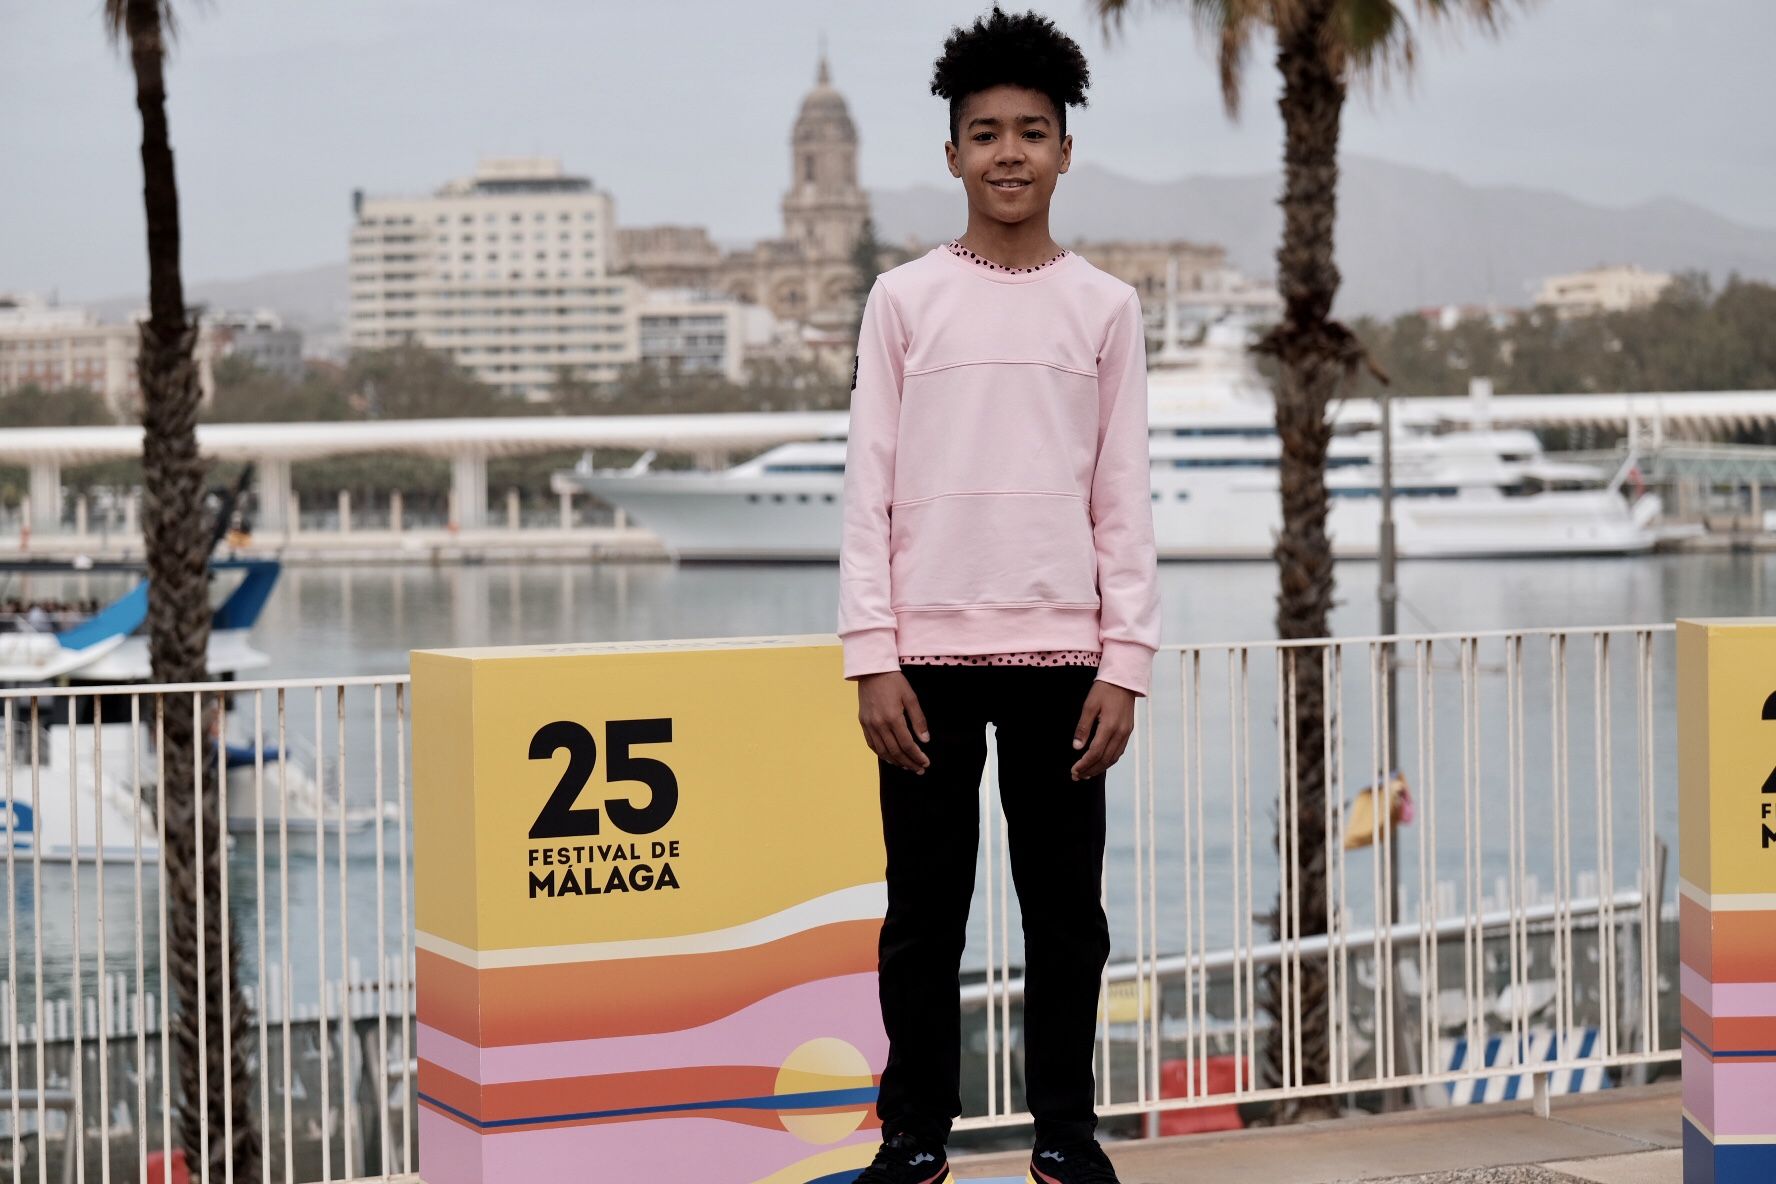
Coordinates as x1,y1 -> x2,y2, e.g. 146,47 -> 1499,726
1679,965 -> 1776,1017
1685,1044 -> 1776,1138
418,1109 -> 489,1184
419,971 -> 886,1085
1684,1040 -> 1717,1132
420,1107 -> 878,1183
1680,964 -> 1707,1009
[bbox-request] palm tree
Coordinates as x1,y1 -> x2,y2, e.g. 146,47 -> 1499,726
105,1 -> 262,1174
1094,0 -> 1514,1118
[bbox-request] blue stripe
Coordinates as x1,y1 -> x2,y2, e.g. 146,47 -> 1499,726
56,580 -> 146,651
418,1085 -> 879,1131
1685,1119 -> 1776,1184
1681,1028 -> 1776,1060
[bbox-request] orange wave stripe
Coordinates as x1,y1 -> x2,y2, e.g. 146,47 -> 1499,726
419,1093 -> 885,1137
418,918 -> 880,1046
1679,898 -> 1776,983
420,1059 -> 883,1129
1681,997 -> 1714,1050
1681,997 -> 1776,1055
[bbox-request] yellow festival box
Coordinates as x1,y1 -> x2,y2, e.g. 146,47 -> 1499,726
1677,619 -> 1776,1184
412,635 -> 888,1184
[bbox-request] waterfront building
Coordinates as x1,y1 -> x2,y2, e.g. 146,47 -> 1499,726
1535,263 -> 1673,318
637,290 -> 783,383
619,56 -> 872,338
206,308 -> 305,380
348,157 -> 641,398
0,292 -> 219,414
615,226 -> 725,292
0,295 -> 136,408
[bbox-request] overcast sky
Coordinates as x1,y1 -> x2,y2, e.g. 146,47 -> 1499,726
2,0 -> 1770,300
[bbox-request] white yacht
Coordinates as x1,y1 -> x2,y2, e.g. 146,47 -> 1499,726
562,324 -> 1660,562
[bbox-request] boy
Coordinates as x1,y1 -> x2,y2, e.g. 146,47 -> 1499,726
837,8 -> 1160,1184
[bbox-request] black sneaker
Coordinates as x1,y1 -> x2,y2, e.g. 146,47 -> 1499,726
1027,1138 -> 1121,1184
854,1131 -> 951,1184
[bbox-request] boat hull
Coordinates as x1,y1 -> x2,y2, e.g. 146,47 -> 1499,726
566,472 -> 1659,562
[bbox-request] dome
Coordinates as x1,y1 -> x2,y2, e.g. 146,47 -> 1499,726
792,56 -> 856,144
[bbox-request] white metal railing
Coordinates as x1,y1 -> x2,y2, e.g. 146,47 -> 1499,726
0,626 -> 1681,1181
0,676 -> 415,1184
960,624 -> 1678,1132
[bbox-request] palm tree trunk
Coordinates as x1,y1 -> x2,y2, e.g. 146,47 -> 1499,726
122,1 -> 263,1175
1256,0 -> 1362,1120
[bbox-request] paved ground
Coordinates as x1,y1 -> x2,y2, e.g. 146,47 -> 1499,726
954,1083 -> 1680,1183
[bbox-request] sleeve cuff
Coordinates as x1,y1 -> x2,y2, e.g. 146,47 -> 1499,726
1095,639 -> 1155,697
841,627 -> 901,680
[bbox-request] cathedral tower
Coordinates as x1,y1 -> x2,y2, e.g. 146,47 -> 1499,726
781,55 -> 870,262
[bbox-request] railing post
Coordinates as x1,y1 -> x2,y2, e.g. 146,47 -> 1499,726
1678,618 -> 1776,1180
1531,1070 -> 1550,1119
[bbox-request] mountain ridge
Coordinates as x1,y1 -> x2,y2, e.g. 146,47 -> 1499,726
80,156 -> 1776,332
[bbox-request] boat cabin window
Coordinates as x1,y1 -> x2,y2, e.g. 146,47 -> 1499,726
1166,427 -> 1273,439
1329,486 -> 1460,499
1168,458 -> 1277,469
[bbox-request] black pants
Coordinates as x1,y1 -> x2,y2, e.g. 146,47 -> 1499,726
874,662 -> 1110,1149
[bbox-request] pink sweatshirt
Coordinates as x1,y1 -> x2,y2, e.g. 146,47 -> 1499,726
837,245 -> 1162,695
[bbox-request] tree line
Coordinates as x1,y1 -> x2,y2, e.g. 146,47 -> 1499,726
1350,273 -> 1776,401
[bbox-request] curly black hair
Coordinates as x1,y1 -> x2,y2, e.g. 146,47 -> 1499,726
930,6 -> 1091,145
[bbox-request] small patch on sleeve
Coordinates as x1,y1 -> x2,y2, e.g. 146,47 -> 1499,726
850,354 -> 860,391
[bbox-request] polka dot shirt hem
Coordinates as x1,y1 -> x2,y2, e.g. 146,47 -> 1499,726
900,650 -> 1101,667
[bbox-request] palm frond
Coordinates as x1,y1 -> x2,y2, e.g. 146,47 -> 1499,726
104,0 -> 179,48
1334,0 -> 1412,86
1093,0 -> 1270,117
1336,0 -> 1522,94
1416,0 -> 1512,31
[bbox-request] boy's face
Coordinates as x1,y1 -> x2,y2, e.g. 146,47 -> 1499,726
945,84 -> 1071,228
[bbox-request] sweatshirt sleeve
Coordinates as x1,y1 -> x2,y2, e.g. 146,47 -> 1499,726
836,279 -> 909,680
1089,291 -> 1162,696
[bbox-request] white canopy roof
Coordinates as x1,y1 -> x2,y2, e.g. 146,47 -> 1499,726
1,389 -> 1772,467
0,412 -> 852,466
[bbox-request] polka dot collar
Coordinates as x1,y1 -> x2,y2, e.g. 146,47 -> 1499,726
945,238 -> 1070,275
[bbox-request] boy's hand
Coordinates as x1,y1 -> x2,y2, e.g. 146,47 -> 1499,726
1071,680 -> 1136,781
857,670 -> 931,774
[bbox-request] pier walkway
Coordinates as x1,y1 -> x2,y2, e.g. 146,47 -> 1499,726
318,1086 -> 1680,1183
956,1083 -> 1680,1183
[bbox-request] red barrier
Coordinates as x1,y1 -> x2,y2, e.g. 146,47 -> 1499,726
145,1150 -> 190,1184
1156,1056 -> 1247,1136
